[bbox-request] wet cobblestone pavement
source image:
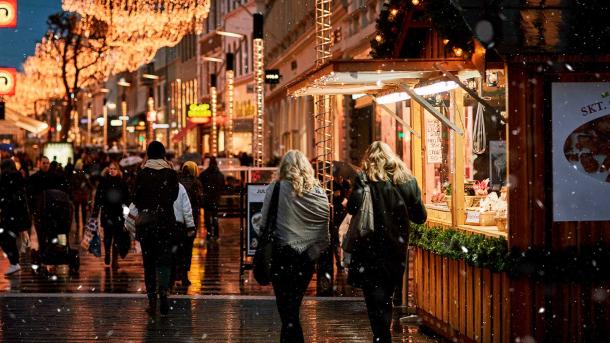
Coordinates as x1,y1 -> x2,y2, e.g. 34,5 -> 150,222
0,294 -> 437,342
0,218 -> 358,296
0,218 -> 437,342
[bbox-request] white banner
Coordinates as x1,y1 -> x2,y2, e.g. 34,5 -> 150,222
426,115 -> 443,164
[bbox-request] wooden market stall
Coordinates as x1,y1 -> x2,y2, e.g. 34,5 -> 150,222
286,1 -> 610,342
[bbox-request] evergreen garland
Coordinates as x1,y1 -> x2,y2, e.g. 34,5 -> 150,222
371,0 -> 474,59
409,223 -> 508,272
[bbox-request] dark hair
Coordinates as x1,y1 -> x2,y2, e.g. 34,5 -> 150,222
0,159 -> 17,174
209,156 -> 218,168
147,141 -> 166,159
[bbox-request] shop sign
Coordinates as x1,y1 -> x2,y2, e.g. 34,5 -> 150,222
426,116 -> 442,164
265,69 -> 280,84
552,82 -> 610,221
187,103 -> 211,124
0,68 -> 17,96
0,0 -> 18,28
246,184 -> 269,256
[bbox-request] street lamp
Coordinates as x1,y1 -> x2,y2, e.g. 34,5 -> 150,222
253,13 -> 265,167
225,53 -> 234,159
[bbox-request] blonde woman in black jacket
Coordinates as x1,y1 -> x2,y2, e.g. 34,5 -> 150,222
347,141 -> 427,343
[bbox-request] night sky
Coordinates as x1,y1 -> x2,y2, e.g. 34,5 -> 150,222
0,0 -> 62,70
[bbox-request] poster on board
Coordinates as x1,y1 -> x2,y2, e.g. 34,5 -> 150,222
552,82 -> 610,221
489,140 -> 507,191
426,115 -> 442,164
247,184 -> 269,256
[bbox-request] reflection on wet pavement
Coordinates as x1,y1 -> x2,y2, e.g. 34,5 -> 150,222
0,295 -> 437,342
0,218 -> 359,296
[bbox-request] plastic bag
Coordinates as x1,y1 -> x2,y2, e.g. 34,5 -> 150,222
80,217 -> 99,250
19,231 -> 30,254
88,232 -> 102,257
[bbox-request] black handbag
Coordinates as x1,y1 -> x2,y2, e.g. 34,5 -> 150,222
117,226 -> 131,259
253,182 -> 281,286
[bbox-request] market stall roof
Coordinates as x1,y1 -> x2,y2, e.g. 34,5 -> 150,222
286,58 -> 478,97
4,106 -> 49,136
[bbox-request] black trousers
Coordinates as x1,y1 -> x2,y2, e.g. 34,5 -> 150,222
140,234 -> 172,299
102,220 -> 122,259
362,282 -> 396,343
0,229 -> 20,265
203,205 -> 219,239
73,200 -> 88,233
171,224 -> 196,283
271,245 -> 314,343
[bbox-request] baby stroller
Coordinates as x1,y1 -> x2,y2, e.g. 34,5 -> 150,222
30,189 -> 80,274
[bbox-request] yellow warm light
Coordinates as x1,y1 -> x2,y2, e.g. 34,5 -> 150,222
226,70 -> 234,158
211,86 -> 218,156
253,38 -> 265,167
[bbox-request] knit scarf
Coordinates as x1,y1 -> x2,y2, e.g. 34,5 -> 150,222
143,159 -> 172,170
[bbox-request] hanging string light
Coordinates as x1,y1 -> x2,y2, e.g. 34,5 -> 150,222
62,0 -> 210,72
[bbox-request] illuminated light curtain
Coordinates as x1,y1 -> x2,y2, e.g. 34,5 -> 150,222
225,53 -> 234,158
62,0 -> 210,73
252,13 -> 264,167
210,73 -> 218,156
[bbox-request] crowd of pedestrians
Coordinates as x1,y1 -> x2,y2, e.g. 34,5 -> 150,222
0,140 -> 426,342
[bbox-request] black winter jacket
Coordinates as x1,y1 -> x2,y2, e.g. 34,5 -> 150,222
134,167 -> 179,217
199,166 -> 224,206
0,171 -> 31,232
93,175 -> 130,226
347,174 -> 426,288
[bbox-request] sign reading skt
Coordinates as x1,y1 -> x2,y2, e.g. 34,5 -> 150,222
0,0 -> 17,28
0,68 -> 17,96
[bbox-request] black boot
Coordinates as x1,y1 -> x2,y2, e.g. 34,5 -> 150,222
146,294 -> 157,316
159,292 -> 169,315
104,253 -> 110,266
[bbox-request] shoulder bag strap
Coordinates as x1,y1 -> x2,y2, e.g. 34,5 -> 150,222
264,182 -> 281,236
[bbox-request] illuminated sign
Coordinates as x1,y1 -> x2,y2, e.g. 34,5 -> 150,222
0,68 -> 17,96
0,0 -> 17,28
188,103 -> 211,118
265,69 -> 280,84
110,119 -> 123,127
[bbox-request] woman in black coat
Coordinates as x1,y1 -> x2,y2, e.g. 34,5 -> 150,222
347,141 -> 427,343
0,159 -> 31,275
92,161 -> 130,268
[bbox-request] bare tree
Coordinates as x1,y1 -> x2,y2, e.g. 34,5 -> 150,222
46,11 -> 108,142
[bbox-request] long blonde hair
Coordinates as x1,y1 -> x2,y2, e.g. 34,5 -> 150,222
361,141 -> 412,184
278,150 -> 319,197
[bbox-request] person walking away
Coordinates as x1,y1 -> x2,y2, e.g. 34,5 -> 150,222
70,160 -> 93,238
92,161 -> 130,268
0,159 -> 31,276
27,156 -> 60,254
346,141 -> 427,343
331,176 -> 350,271
260,150 -> 330,343
171,182 -> 196,288
178,161 -> 203,286
134,141 -> 179,316
199,157 -> 224,240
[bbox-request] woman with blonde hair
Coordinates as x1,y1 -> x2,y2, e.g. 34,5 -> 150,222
347,141 -> 427,343
260,150 -> 329,343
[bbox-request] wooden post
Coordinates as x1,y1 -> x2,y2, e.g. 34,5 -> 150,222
451,88 -> 465,226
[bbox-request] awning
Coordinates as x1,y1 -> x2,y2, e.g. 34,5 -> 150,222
171,120 -> 199,143
286,59 -> 479,136
4,107 -> 49,136
286,59 -> 477,97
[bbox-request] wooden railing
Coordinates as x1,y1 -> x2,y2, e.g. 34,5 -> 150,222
414,247 -> 510,342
